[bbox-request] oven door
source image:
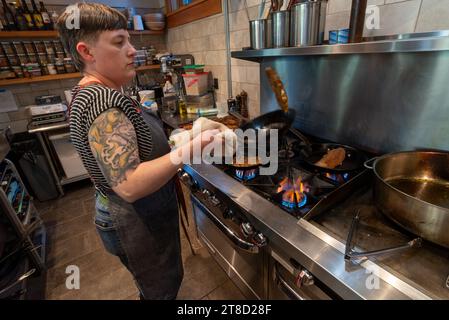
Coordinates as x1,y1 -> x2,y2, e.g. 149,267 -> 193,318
191,195 -> 266,299
268,250 -> 333,300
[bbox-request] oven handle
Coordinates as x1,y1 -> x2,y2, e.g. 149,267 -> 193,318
191,195 -> 260,254
274,262 -> 307,300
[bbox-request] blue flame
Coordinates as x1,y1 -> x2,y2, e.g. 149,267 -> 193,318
282,193 -> 308,209
235,169 -> 256,181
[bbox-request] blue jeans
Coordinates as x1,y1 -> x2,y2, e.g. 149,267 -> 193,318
94,192 -> 129,267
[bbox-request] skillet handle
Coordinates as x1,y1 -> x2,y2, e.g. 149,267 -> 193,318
364,157 -> 377,170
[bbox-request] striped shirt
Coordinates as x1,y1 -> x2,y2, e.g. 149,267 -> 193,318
69,84 -> 153,197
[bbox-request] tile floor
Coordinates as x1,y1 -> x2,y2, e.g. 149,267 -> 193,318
34,179 -> 246,300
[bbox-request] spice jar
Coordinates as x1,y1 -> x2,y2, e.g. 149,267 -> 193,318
44,41 -> 55,55
40,64 -> 49,76
34,41 -> 46,54
1,42 -> 14,55
13,42 -> 25,55
63,58 -> 76,73
37,53 -> 47,64
46,63 -> 57,75
23,41 -> 36,55
55,60 -> 65,74
0,67 -> 16,79
7,55 -> 20,66
28,54 -> 38,64
17,54 -> 29,65
56,51 -> 65,59
12,66 -> 24,78
53,40 -> 64,52
0,55 -> 9,68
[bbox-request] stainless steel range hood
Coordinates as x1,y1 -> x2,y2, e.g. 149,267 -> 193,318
232,31 -> 449,154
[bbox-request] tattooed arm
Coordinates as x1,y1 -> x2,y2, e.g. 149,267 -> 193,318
88,108 -> 180,202
89,108 -> 220,203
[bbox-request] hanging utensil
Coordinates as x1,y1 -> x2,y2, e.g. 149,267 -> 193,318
271,0 -> 279,12
265,67 -> 289,113
278,0 -> 285,11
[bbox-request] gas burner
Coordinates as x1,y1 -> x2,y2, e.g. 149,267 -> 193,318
235,168 -> 257,181
278,149 -> 295,159
322,172 -> 351,184
277,176 -> 309,209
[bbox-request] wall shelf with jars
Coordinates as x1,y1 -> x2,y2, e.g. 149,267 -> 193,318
0,30 -> 164,38
0,65 -> 160,86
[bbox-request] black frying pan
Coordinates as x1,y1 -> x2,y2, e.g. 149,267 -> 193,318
289,128 -> 366,173
299,143 -> 366,173
240,109 -> 296,137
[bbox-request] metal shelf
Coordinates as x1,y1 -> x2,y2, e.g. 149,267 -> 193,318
0,30 -> 164,38
0,159 -> 45,272
231,31 -> 449,62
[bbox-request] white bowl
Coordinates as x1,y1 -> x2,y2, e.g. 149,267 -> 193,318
143,13 -> 165,21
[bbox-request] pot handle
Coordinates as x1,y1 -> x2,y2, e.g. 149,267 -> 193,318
364,157 -> 377,170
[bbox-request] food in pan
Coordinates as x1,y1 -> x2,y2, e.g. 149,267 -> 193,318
315,147 -> 346,169
179,115 -> 241,131
231,156 -> 261,167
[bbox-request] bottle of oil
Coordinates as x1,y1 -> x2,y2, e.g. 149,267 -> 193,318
178,95 -> 187,116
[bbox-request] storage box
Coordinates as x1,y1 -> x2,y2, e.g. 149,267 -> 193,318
182,72 -> 209,96
49,132 -> 87,179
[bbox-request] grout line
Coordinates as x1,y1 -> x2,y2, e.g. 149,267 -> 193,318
413,0 -> 424,32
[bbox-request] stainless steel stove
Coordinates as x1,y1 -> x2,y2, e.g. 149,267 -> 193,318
181,132 -> 449,300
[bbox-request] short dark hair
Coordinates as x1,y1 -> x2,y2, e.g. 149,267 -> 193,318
56,3 -> 128,71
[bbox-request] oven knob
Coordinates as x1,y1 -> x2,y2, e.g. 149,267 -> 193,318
180,171 -> 196,188
202,189 -> 212,197
223,209 -> 233,219
295,269 -> 314,287
241,222 -> 254,237
210,195 -> 220,206
253,232 -> 267,247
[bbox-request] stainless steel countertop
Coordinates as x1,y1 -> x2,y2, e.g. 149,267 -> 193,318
184,163 -> 436,300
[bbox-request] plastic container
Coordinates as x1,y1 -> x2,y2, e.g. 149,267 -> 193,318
49,132 -> 88,179
182,72 -> 209,96
183,64 -> 205,74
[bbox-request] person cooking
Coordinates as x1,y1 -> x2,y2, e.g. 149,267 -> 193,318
56,3 -> 220,299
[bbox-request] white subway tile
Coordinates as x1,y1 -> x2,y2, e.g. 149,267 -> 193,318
364,0 -> 421,37
416,0 -> 449,32
208,33 -> 226,50
246,66 -> 260,84
231,66 -> 247,82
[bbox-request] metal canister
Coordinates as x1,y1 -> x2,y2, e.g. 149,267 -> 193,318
271,10 -> 290,48
249,19 -> 268,50
290,0 -> 324,47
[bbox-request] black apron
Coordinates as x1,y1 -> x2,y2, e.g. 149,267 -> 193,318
105,108 -> 183,300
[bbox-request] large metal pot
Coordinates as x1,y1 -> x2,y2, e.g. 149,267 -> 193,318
366,151 -> 449,248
